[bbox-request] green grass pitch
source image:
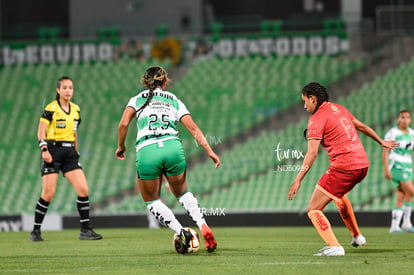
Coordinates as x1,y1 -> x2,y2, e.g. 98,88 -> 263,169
1,226 -> 414,274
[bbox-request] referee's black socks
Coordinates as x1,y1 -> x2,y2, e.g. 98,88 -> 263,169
34,197 -> 49,231
77,196 -> 91,229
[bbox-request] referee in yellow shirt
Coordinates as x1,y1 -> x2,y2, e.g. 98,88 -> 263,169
30,76 -> 102,241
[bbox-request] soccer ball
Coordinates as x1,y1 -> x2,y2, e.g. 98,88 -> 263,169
173,227 -> 200,253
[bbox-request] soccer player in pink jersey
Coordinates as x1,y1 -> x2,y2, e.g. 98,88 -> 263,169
288,82 -> 398,256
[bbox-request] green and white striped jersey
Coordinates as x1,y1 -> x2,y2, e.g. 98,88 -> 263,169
127,88 -> 190,151
384,127 -> 414,169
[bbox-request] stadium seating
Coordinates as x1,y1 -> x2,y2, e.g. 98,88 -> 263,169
174,55 -> 364,158
174,56 -> 414,212
1,54 -> 412,215
0,59 -> 170,214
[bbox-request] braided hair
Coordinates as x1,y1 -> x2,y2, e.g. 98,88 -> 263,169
302,82 -> 330,140
136,66 -> 170,117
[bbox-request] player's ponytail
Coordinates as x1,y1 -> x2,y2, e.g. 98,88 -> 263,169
136,90 -> 154,118
136,66 -> 170,118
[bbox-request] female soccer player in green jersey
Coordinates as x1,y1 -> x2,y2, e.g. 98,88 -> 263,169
383,109 -> 414,233
116,66 -> 220,253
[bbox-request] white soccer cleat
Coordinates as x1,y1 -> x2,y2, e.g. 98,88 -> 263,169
401,224 -> 414,232
313,246 -> 345,256
351,234 -> 366,248
389,227 -> 405,233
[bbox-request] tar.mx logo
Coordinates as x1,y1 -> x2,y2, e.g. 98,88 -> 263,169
201,207 -> 226,216
274,142 -> 304,161
193,134 -> 222,148
188,207 -> 226,217
274,142 -> 308,172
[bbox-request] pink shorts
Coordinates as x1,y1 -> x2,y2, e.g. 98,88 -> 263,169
318,166 -> 368,198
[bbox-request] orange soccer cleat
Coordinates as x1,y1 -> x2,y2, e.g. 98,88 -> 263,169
201,224 -> 217,252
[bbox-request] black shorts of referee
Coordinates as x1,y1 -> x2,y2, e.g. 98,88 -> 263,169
40,141 -> 82,176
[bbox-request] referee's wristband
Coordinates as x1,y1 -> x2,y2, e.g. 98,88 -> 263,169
38,139 -> 47,148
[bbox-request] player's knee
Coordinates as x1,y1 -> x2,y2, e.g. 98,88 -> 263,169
408,188 -> 414,198
306,203 -> 325,213
169,182 -> 187,198
174,189 -> 187,199
335,199 -> 344,211
41,190 -> 55,201
335,199 -> 348,218
77,189 -> 89,197
403,187 -> 414,199
405,192 -> 414,200
73,183 -> 89,197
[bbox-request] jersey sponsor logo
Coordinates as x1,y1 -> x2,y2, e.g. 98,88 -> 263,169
151,101 -> 171,107
149,100 -> 172,111
330,104 -> 341,115
142,91 -> 174,100
56,123 -> 66,128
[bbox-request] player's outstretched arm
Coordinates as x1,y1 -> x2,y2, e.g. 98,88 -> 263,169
181,114 -> 220,168
353,118 -> 398,149
116,107 -> 135,160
